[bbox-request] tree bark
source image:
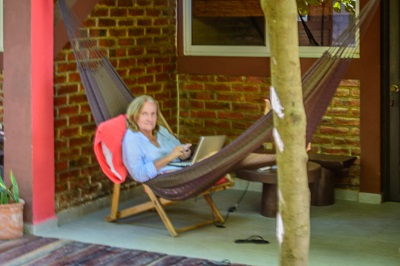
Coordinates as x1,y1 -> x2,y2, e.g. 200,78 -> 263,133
261,0 -> 310,265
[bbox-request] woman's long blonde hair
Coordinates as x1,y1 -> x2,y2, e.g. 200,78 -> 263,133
126,95 -> 161,134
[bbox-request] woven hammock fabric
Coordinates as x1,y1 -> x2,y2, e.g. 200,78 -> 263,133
58,0 -> 380,201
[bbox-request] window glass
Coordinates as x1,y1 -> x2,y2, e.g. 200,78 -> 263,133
191,1 -> 265,46
298,4 -> 356,47
185,0 -> 358,58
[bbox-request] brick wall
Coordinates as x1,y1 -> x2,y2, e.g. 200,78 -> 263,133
0,0 -> 361,213
178,74 -> 360,189
53,0 -> 177,211
312,79 -> 361,188
177,75 -> 270,141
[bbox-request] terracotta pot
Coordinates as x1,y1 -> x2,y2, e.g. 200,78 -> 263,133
0,199 -> 24,240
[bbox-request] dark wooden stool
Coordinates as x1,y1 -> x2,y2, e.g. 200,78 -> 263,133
308,153 -> 357,206
235,162 -> 321,217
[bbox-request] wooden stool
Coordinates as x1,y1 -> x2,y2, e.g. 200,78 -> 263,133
308,153 -> 357,206
235,162 -> 321,217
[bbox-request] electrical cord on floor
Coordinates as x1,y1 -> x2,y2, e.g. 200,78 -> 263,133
213,181 -> 250,228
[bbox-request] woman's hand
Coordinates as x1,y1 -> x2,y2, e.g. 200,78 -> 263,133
179,143 -> 192,160
154,143 -> 193,171
171,144 -> 192,161
170,144 -> 192,161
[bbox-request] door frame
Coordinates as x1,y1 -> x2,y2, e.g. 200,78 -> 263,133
381,0 -> 400,202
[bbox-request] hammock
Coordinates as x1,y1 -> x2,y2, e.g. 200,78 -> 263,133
57,0 -> 380,201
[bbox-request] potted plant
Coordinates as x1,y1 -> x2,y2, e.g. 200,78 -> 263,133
0,170 -> 24,239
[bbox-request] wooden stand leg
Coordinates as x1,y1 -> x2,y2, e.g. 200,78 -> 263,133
144,185 -> 178,237
105,183 -> 121,222
314,168 -> 335,206
261,183 -> 277,217
203,194 -> 224,223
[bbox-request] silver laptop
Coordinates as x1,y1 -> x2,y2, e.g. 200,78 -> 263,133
168,135 -> 226,167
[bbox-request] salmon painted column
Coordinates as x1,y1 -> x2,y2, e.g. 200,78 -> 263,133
3,0 -> 56,231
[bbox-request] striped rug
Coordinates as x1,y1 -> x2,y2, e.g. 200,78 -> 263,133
0,236 -> 247,266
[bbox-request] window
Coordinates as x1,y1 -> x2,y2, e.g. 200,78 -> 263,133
183,0 -> 359,58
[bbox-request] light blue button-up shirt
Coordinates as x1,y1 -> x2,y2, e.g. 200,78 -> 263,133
122,126 -> 182,182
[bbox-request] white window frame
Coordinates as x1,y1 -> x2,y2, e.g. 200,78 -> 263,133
183,0 -> 359,58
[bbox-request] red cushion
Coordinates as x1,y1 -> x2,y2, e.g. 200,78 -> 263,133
93,115 -> 128,183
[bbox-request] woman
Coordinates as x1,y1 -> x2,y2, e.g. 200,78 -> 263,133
122,95 -> 192,182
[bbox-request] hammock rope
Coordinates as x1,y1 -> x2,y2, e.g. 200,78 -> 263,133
57,0 -> 380,201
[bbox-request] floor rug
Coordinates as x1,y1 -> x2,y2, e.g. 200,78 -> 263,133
0,235 -> 247,266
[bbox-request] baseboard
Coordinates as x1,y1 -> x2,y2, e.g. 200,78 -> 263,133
335,189 -> 382,204
24,216 -> 59,235
335,189 -> 359,202
358,192 -> 382,204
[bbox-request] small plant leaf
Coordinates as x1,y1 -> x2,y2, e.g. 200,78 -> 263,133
0,177 -> 9,203
0,170 -> 19,204
0,173 -> 6,189
10,170 -> 19,203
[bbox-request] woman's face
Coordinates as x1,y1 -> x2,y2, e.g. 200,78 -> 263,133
136,101 -> 157,134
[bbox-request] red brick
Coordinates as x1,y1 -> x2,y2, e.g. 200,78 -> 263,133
205,101 -> 230,110
118,0 -> 134,7
218,111 -> 245,120
98,18 -> 116,27
92,7 -> 109,17
56,62 -> 77,72
333,117 -> 359,126
205,84 -> 231,92
191,110 -> 217,119
118,19 -> 134,27
319,126 -> 350,135
129,9 -> 145,16
184,83 -> 204,91
58,105 -> 80,116
117,38 -> 135,47
138,75 -> 154,84
232,84 -> 260,93
216,76 -> 243,82
128,47 -> 145,56
70,114 -> 90,125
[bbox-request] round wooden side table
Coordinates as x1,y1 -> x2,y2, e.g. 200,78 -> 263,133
235,162 -> 321,217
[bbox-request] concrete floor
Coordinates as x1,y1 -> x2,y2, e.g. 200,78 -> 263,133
37,187 -> 400,266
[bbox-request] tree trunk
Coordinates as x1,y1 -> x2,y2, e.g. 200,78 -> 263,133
261,1 -> 310,265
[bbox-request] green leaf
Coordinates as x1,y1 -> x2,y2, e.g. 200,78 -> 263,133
297,0 -> 310,16
333,2 -> 342,13
0,170 -> 19,204
0,176 -> 8,203
0,172 -> 5,187
0,190 -> 7,204
333,0 -> 356,14
10,170 -> 19,203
